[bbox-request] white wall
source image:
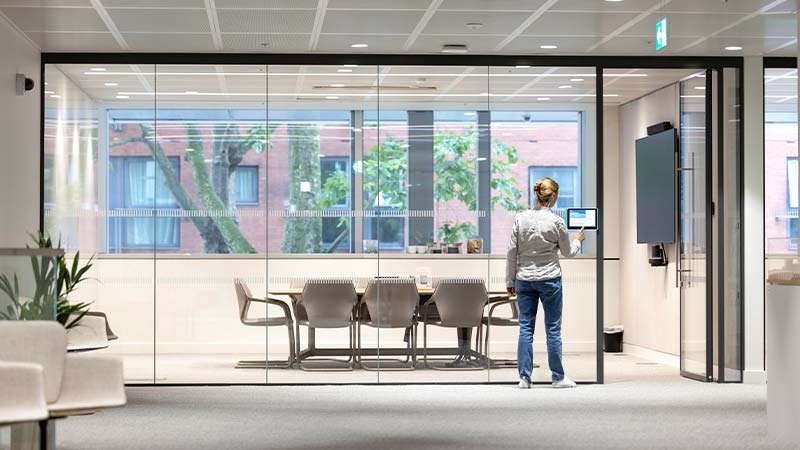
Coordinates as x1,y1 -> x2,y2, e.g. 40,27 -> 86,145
0,17 -> 39,247
619,85 -> 680,356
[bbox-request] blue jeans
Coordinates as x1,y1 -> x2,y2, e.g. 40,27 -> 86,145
516,278 -> 565,382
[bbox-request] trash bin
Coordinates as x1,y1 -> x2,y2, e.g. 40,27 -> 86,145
603,325 -> 624,353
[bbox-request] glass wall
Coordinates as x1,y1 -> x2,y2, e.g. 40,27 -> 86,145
43,61 -> 599,384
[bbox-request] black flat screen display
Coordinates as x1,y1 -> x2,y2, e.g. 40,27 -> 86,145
635,129 -> 676,244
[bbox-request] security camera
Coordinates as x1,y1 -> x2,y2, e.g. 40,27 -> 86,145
15,74 -> 35,95
522,113 -> 531,122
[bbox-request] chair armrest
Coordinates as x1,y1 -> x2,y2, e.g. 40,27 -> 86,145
252,295 -> 294,320
48,354 -> 126,417
487,298 -> 518,321
0,361 -> 48,424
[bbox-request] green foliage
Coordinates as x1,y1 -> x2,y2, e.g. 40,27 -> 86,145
437,222 -> 478,244
361,136 -> 408,209
0,232 -> 93,329
282,125 -> 323,253
433,128 -> 525,242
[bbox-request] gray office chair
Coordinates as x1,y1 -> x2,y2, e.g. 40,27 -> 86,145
476,296 -> 520,368
357,277 -> 419,370
421,278 -> 489,370
233,279 -> 295,369
297,278 -> 358,371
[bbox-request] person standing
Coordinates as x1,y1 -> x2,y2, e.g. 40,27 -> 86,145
506,177 -> 585,389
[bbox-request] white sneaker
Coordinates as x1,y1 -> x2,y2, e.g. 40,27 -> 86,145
518,377 -> 531,389
552,376 -> 577,389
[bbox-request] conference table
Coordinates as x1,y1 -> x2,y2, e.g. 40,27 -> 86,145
268,286 -> 513,368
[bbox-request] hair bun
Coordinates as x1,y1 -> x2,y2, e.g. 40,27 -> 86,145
533,181 -> 542,192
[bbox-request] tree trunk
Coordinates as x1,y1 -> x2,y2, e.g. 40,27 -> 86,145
282,125 -> 322,253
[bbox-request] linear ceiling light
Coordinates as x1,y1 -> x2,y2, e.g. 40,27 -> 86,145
85,71 -> 647,78
116,91 -> 619,98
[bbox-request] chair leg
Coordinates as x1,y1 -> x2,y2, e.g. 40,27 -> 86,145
287,322 -> 296,367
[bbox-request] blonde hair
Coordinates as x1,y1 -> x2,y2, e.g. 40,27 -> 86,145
533,177 -> 559,207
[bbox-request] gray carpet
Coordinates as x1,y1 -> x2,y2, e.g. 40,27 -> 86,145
57,378 -> 793,450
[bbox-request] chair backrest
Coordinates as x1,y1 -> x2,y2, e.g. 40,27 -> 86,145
301,279 -> 357,328
361,278 -> 419,328
233,279 -> 251,323
0,321 -> 66,403
430,278 -> 488,328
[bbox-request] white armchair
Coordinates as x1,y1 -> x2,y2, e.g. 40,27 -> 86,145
0,361 -> 48,425
0,321 -> 126,448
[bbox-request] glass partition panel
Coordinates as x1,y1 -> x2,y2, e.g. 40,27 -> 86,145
151,65 -> 268,384
488,66 -> 598,383
266,64 -> 379,383
368,66 -> 492,383
44,63 -> 157,383
0,249 -> 60,323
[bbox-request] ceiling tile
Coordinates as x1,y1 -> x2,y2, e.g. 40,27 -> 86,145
422,10 -> 531,35
502,36 -> 600,53
411,35 -> 506,53
438,0 -> 546,10
0,0 -> 89,5
524,11 -> 640,36
717,13 -> 796,37
592,36 -> 701,54
766,39 -> 797,55
0,6 -> 106,31
316,34 -> 407,52
26,31 -> 121,51
215,0 -> 318,8
123,33 -> 215,52
661,0 -> 792,13
102,0 -> 205,7
321,10 -> 425,34
108,8 -> 210,33
678,36 -> 793,55
551,0 -> 661,12
222,33 -> 310,51
217,9 -> 316,33
621,12 -> 748,37
328,0 -> 431,9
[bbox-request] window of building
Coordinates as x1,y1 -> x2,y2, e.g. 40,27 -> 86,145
528,166 -> 579,212
234,166 -> 259,205
320,156 -> 351,251
108,156 -> 180,251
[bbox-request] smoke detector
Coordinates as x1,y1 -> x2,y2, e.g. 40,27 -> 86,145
441,44 -> 469,53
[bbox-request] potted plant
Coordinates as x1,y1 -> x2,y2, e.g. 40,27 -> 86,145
437,222 -> 477,254
0,232 -> 93,329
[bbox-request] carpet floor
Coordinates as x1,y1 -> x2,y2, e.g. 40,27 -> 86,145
57,377 -> 792,450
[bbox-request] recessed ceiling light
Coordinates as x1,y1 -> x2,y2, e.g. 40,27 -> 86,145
49,94 -> 60,99
538,97 -> 550,101
184,91 -> 199,95
115,95 -> 129,99
558,85 -> 572,89
343,64 -> 358,68
540,45 -> 558,49
44,90 -> 54,94
337,69 -> 353,73
442,44 -> 469,53
44,82 -> 48,86
463,111 -> 476,116
104,82 -> 119,87
694,86 -> 706,90
90,68 -> 106,72
725,46 -> 743,51
325,96 -> 339,100
516,65 -> 531,69
330,83 -> 345,87
604,0 -> 624,2
351,43 -> 368,48
570,78 -> 584,82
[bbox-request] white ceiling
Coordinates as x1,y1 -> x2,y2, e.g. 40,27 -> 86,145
2,0 -> 798,56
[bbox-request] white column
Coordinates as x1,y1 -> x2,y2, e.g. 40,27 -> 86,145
742,57 -> 766,384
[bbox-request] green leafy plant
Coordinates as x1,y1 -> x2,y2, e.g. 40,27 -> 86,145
437,222 -> 478,244
433,128 -> 525,241
0,233 -> 94,329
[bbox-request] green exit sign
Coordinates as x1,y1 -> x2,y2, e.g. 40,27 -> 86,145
655,18 -> 668,51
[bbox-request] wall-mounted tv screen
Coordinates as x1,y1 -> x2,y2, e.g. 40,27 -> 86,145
635,128 -> 677,244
